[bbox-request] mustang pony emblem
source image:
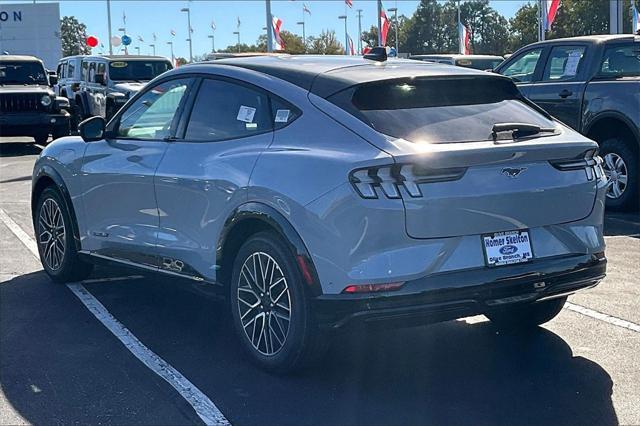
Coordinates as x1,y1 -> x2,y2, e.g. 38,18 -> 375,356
501,167 -> 527,178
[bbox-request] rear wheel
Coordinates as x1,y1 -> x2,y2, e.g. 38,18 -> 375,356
486,297 -> 567,330
229,231 -> 327,374
35,186 -> 93,283
600,137 -> 638,211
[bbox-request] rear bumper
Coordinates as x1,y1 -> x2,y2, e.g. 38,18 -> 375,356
313,252 -> 606,330
0,112 -> 70,136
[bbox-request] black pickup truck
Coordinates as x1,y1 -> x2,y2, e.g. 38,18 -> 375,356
0,55 -> 71,145
495,35 -> 639,211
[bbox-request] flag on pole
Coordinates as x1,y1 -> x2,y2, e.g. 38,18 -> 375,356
211,21 -> 216,31
347,34 -> 355,55
122,10 -> 127,25
272,15 -> 285,50
345,0 -> 353,8
152,33 -> 157,42
237,16 -> 241,29
545,0 -> 561,31
170,29 -> 176,36
458,22 -> 471,55
137,35 -> 144,43
380,7 -> 390,46
303,3 -> 311,15
633,3 -> 640,34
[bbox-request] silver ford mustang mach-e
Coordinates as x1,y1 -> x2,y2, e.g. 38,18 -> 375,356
32,55 -> 608,373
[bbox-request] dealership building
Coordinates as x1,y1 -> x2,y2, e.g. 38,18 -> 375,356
0,3 -> 62,69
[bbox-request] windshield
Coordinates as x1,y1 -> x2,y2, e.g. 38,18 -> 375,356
108,60 -> 172,81
455,58 -> 504,70
327,76 -> 556,144
0,61 -> 48,85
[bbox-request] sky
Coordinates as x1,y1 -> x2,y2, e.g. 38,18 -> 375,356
4,0 -> 532,58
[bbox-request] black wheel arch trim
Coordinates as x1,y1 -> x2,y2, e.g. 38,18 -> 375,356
32,165 -> 82,252
217,202 -> 323,297
584,111 -> 640,150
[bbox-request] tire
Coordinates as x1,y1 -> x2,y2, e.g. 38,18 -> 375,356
229,231 -> 327,374
34,186 -> 93,283
600,137 -> 639,211
33,134 -> 49,146
486,297 -> 567,331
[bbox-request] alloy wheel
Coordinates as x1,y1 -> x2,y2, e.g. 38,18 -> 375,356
38,198 -> 66,271
603,152 -> 628,200
237,251 -> 292,356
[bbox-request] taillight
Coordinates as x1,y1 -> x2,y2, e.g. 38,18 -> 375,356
550,149 -> 604,181
349,164 -> 466,200
342,282 -> 405,294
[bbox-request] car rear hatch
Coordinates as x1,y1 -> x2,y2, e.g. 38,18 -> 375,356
327,74 -> 601,239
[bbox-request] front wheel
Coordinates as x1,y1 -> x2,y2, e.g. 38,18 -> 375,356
229,231 -> 327,374
35,186 -> 93,283
486,297 -> 567,331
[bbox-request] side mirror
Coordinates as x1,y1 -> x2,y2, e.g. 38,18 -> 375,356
95,74 -> 105,85
78,116 -> 106,142
49,75 -> 58,86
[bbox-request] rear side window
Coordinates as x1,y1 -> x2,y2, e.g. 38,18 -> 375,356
542,46 -> 586,81
599,43 -> 640,77
185,78 -> 271,141
68,61 -> 75,79
327,76 -> 555,144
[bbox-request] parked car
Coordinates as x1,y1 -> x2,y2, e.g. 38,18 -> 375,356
74,55 -> 172,122
55,55 -> 86,129
32,56 -> 608,373
0,55 -> 71,145
410,54 -> 505,70
495,35 -> 639,211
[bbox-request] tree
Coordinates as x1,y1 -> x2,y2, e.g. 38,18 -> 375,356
402,0 -> 447,54
219,43 -> 264,53
175,57 -> 188,66
307,30 -> 344,55
60,16 -> 91,56
257,30 -> 307,54
442,0 -> 509,55
360,15 -> 409,51
548,0 -> 634,38
508,3 -> 539,53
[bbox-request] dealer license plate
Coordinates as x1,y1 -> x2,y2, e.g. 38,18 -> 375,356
482,230 -> 533,267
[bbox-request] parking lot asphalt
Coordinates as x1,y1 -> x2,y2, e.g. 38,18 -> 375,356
1,138 -> 639,426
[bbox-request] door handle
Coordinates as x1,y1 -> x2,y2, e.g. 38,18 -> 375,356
558,89 -> 573,98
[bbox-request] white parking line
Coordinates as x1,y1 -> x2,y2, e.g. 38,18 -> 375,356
564,302 -> 640,333
0,207 -> 229,425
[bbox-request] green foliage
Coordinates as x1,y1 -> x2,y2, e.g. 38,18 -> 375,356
219,43 -> 265,53
257,30 -> 306,54
508,3 -> 539,53
60,16 -> 91,56
307,30 -> 344,55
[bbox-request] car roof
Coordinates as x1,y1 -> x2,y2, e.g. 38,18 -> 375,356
0,55 -> 43,62
83,55 -> 171,61
410,54 -> 504,60
183,55 -> 501,97
525,34 -> 639,48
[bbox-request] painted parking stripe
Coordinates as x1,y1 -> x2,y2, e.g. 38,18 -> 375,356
564,302 -> 640,333
67,283 -> 229,425
0,208 -> 229,425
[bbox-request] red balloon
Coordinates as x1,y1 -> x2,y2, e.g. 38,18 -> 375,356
86,36 -> 99,48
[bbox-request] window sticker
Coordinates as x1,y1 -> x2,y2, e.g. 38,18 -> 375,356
275,109 -> 290,123
237,105 -> 256,123
563,51 -> 582,77
246,122 -> 258,129
110,61 -> 128,68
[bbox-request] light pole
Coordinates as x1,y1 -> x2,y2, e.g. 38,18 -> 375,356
388,7 -> 398,53
107,0 -> 113,55
356,9 -> 363,54
377,0 -> 382,46
338,15 -> 348,55
118,27 -> 127,55
208,35 -> 215,53
149,43 -> 156,55
167,41 -> 174,63
233,31 -> 240,52
266,0 -> 273,52
297,21 -> 305,49
180,7 -> 193,62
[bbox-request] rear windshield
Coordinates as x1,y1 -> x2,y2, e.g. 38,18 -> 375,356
108,60 -> 172,82
327,76 -> 555,144
599,43 -> 640,77
455,58 -> 504,70
0,61 -> 48,85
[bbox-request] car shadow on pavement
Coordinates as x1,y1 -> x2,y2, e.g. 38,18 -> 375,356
604,213 -> 640,238
0,141 -> 42,158
6,273 -> 609,426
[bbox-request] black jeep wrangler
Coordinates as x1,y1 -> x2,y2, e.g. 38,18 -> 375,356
0,55 -> 71,145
